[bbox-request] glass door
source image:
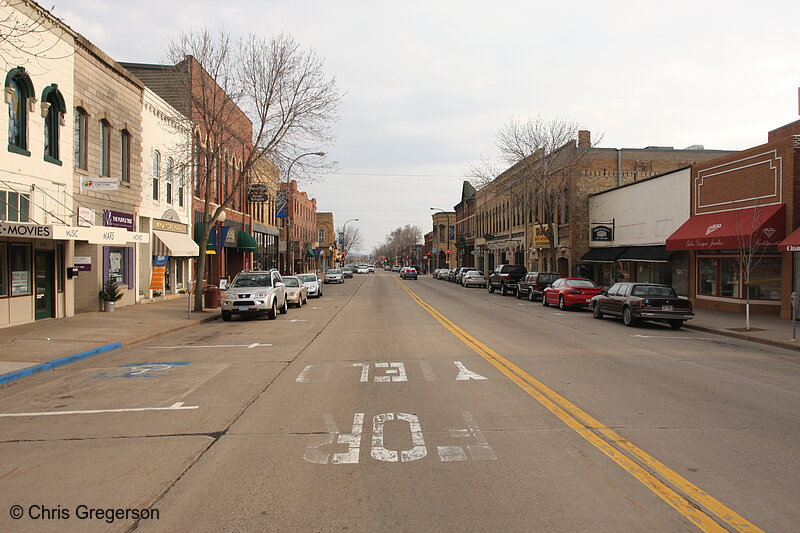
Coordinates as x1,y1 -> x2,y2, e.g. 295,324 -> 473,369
35,250 -> 54,320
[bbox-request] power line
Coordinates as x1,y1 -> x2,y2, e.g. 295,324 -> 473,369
330,171 -> 475,179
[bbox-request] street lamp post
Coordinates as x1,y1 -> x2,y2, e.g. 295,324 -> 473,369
284,152 -> 325,274
430,207 -> 453,269
341,218 -> 359,265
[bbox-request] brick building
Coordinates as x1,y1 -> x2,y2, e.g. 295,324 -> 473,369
280,180 -> 317,274
431,211 -> 456,270
251,158 -> 280,271
316,212 -> 335,271
454,181 -> 477,268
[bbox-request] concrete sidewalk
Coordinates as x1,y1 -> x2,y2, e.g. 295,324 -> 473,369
685,307 -> 800,352
0,296 -> 219,384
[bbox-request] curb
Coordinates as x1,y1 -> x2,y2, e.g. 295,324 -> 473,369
0,312 -> 221,386
683,323 -> 800,353
0,343 -> 122,385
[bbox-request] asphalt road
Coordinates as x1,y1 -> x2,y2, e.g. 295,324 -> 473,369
0,271 -> 798,532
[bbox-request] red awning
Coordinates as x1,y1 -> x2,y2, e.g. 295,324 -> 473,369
666,204 -> 785,250
779,226 -> 800,252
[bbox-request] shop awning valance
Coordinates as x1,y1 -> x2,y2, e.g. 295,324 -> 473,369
778,226 -> 800,252
666,204 -> 785,251
617,245 -> 674,263
153,230 -> 199,257
580,246 -> 628,263
236,230 -> 258,253
193,223 -> 216,251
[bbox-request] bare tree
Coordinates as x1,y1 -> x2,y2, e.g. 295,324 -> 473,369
373,225 -> 423,265
471,116 -> 597,271
154,28 -> 341,311
0,1 -> 66,64
337,225 -> 364,258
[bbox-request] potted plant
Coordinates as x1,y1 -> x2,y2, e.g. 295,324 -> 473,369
99,279 -> 123,312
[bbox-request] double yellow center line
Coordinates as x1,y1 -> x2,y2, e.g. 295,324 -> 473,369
395,279 -> 762,533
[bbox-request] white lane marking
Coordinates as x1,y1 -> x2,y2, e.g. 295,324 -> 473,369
371,413 -> 427,462
419,361 -> 436,381
296,365 -> 315,383
352,363 -> 370,382
303,413 -> 365,464
148,344 -> 272,349
631,334 -> 716,340
288,319 -> 307,323
454,361 -> 487,381
374,362 -> 407,382
296,364 -> 334,383
437,411 -> 497,461
0,402 -> 199,418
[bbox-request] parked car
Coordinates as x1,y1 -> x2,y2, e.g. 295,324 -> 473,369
453,267 -> 472,285
221,270 -> 288,321
462,270 -> 487,288
367,265 -> 375,273
384,265 -> 392,271
282,276 -> 309,307
487,264 -> 528,295
324,268 -> 344,284
356,265 -> 369,274
542,277 -> 603,310
517,272 -> 561,302
591,282 -> 694,329
297,273 -> 323,298
342,267 -> 354,278
392,265 -> 401,272
400,267 -> 418,280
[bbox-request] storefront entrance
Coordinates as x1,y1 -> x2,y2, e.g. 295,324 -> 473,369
34,250 -> 53,320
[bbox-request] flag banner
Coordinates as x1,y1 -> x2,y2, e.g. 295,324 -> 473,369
276,191 -> 287,218
150,255 -> 168,290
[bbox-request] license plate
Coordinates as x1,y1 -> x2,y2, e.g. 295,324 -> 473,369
662,305 -> 673,311
586,298 -> 592,303
239,306 -> 249,311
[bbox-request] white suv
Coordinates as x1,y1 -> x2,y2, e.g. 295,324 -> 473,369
221,270 -> 288,321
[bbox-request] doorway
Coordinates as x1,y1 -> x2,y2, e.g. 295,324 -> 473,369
35,250 -> 54,320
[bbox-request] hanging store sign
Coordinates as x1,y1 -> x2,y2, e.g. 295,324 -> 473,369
78,207 -> 96,227
79,177 -> 119,191
247,183 -> 269,202
591,225 -> 614,241
103,210 -> 135,231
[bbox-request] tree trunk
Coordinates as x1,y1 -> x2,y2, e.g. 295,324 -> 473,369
193,235 -> 208,312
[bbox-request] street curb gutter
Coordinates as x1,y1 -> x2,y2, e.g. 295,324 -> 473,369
0,343 -> 122,385
0,312 -> 220,386
683,323 -> 800,353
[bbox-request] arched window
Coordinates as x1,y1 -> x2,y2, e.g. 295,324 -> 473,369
152,150 -> 160,200
120,130 -> 130,182
74,107 -> 88,169
166,157 -> 174,204
41,84 -> 65,164
6,67 -> 33,154
318,228 -> 325,244
178,167 -> 185,208
99,119 -> 111,176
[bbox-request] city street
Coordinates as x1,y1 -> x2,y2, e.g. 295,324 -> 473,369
1,271 -> 798,532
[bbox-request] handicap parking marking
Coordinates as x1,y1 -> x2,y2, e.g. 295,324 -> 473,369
93,361 -> 191,379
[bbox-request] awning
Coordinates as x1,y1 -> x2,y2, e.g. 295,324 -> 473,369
779,226 -> 800,252
193,223 -> 215,251
153,230 -> 199,257
580,246 -> 628,262
617,245 -> 674,263
236,230 -> 257,253
666,204 -> 785,250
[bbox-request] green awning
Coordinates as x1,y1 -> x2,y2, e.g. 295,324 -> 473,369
237,230 -> 258,253
306,247 -> 314,258
193,223 -> 215,251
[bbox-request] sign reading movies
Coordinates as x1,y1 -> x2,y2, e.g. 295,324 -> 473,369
0,222 -> 52,239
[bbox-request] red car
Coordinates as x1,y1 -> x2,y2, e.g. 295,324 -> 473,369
542,277 -> 603,310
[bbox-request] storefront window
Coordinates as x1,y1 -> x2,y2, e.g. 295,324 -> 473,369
107,247 -> 127,284
748,257 -> 781,300
698,258 -> 717,295
10,243 -> 31,295
720,258 -> 740,298
671,253 -> 688,296
0,243 -> 7,296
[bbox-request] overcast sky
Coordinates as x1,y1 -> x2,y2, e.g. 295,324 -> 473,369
51,0 -> 800,253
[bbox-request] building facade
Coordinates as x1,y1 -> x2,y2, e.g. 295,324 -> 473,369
454,181 -> 477,268
316,212 -> 335,271
431,211 -> 456,270
280,180 -> 316,274
251,158 -> 280,271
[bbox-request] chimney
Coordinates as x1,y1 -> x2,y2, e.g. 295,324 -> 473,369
578,130 -> 591,148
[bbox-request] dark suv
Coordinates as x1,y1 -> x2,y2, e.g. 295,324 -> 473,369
487,264 -> 527,296
516,272 -> 561,302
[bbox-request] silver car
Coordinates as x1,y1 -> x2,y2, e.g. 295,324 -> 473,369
221,270 -> 288,321
282,276 -> 309,307
462,270 -> 487,288
297,273 -> 323,297
325,268 -> 344,284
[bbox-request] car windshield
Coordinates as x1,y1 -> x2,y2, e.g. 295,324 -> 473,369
297,274 -> 317,283
631,285 -> 678,297
231,274 -> 271,288
566,279 -> 597,287
539,274 -> 561,284
327,269 -> 342,274
283,278 -> 300,287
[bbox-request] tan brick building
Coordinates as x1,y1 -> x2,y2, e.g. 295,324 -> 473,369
316,212 -> 335,270
431,211 -> 456,270
280,180 -> 317,274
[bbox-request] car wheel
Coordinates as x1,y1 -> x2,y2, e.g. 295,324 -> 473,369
221,311 -> 232,321
279,297 -> 288,314
559,296 -> 569,311
668,320 -> 683,330
297,297 -> 302,308
623,307 -> 637,327
542,293 -> 549,307
516,288 -> 522,299
488,284 -> 495,294
592,302 -> 603,319
528,290 -> 535,302
267,300 -> 277,320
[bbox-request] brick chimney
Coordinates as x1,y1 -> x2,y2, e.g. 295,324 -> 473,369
578,130 -> 591,148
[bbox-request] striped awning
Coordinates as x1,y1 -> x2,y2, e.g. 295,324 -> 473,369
153,230 -> 199,257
